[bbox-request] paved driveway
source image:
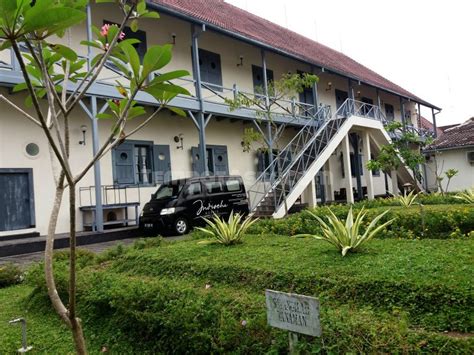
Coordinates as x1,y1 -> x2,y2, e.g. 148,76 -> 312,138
0,235 -> 187,267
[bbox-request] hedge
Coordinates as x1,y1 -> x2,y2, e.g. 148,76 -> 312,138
248,204 -> 474,239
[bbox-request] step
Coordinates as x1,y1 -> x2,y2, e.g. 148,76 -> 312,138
0,227 -> 140,258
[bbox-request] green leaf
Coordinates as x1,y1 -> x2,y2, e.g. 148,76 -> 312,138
118,41 -> 140,80
96,113 -> 113,119
127,106 -> 146,120
24,6 -> 86,38
80,40 -> 104,50
50,44 -> 77,61
141,11 -> 160,19
149,70 -> 190,85
141,44 -> 172,79
130,19 -> 138,33
12,82 -> 28,93
168,107 -> 186,117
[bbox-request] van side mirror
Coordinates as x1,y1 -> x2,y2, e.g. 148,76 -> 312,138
151,193 -> 156,200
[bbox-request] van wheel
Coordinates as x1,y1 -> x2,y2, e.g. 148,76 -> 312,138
173,217 -> 189,235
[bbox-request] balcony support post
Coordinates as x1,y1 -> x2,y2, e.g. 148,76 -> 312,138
86,3 -> 93,71
431,107 -> 439,138
342,134 -> 354,204
349,132 -> 363,201
362,131 -> 374,200
417,102 -> 422,131
261,49 -> 274,181
311,66 -> 319,115
400,96 -> 406,130
391,170 -> 399,196
191,24 -> 208,175
325,161 -> 335,202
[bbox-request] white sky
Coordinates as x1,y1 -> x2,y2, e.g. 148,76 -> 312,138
225,0 -> 474,126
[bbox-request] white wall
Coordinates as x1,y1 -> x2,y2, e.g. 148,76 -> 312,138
425,149 -> 474,192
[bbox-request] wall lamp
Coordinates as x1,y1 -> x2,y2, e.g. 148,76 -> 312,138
171,33 -> 176,45
174,134 -> 184,150
236,55 -> 244,67
79,125 -> 87,146
325,81 -> 332,91
356,90 -> 361,99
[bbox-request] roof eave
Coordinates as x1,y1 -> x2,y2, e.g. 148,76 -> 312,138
424,144 -> 474,153
148,2 -> 441,110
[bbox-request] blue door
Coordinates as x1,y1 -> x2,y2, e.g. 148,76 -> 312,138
0,169 -> 35,231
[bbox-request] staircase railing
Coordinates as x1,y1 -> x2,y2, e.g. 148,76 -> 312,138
247,104 -> 331,211
249,99 -> 388,214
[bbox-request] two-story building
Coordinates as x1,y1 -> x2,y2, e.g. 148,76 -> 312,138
0,0 -> 440,237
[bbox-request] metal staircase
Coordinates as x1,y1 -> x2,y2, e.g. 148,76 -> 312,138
248,99 -> 390,217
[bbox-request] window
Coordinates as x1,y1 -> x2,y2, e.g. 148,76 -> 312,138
191,145 -> 229,176
341,152 -> 363,178
103,20 -> 147,60
225,179 -> 241,192
385,103 -> 394,121
361,97 -> 374,117
135,145 -> 153,184
154,184 -> 182,200
184,182 -> 202,197
198,48 -> 222,89
252,65 -> 274,94
205,181 -> 224,194
405,110 -> 412,124
257,149 -> 291,178
112,141 -> 171,185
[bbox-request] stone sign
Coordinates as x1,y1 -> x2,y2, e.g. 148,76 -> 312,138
265,290 -> 321,337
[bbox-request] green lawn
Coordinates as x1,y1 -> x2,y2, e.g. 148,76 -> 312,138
1,234 -> 473,353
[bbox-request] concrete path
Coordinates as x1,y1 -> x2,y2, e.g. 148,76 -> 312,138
0,235 -> 187,267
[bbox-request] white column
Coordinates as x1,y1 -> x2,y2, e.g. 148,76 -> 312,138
362,131 -> 375,200
302,179 -> 317,208
391,170 -> 399,196
342,135 -> 354,204
325,162 -> 335,202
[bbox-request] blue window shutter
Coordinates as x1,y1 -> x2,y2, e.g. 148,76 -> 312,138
213,146 -> 229,175
112,142 -> 135,185
191,146 -> 203,176
153,145 -> 171,184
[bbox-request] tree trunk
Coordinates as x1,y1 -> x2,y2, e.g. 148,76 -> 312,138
68,183 -> 88,354
45,182 -> 71,327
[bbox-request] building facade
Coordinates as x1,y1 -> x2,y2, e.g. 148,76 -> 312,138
424,118 -> 474,192
0,0 -> 439,236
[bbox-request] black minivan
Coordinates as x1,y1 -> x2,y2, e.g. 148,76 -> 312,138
139,175 -> 249,235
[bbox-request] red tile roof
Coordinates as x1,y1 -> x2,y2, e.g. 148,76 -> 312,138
426,118 -> 474,151
150,0 -> 439,108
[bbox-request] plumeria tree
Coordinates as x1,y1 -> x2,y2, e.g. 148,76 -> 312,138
367,121 -> 431,186
0,0 -> 189,353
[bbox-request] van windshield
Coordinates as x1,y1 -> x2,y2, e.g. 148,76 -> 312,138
154,184 -> 182,200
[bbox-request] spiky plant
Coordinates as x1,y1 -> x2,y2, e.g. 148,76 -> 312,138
454,189 -> 474,204
294,207 -> 394,256
396,190 -> 419,207
196,211 -> 258,246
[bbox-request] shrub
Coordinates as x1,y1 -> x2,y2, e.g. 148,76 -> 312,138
249,204 -> 474,239
196,212 -> 258,246
396,190 -> 419,207
294,207 -> 393,256
0,263 -> 23,288
455,188 -> 474,204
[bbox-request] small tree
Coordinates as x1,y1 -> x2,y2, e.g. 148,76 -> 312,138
0,0 -> 189,353
226,72 -> 319,153
367,121 -> 429,188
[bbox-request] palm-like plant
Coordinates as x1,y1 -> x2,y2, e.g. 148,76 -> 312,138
294,207 -> 394,256
196,211 -> 258,246
454,189 -> 474,204
396,190 -> 419,207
